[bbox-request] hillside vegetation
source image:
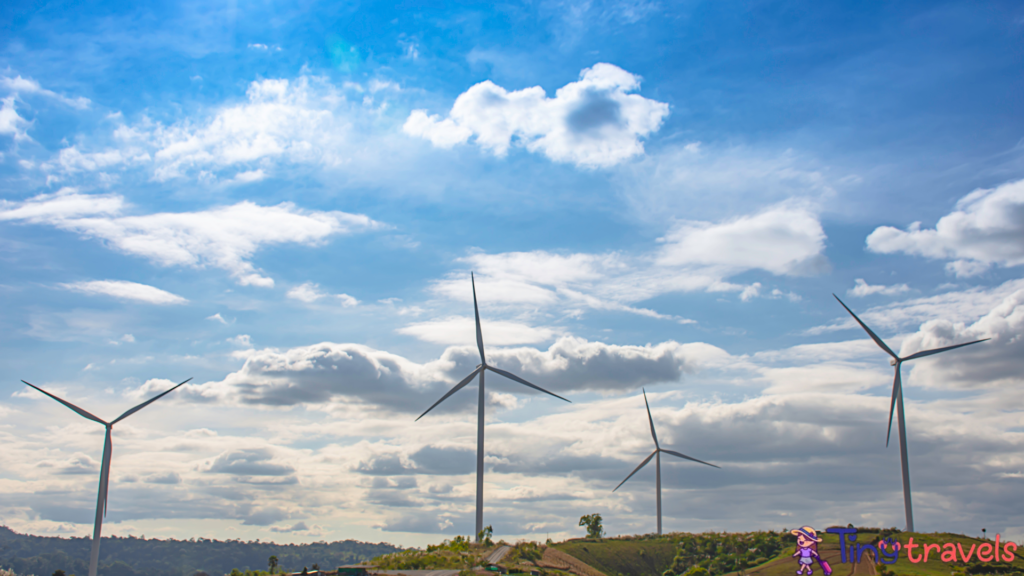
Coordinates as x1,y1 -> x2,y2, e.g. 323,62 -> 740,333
551,529 -> 1024,576
0,526 -> 400,576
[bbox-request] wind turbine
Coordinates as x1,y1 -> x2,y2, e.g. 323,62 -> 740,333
416,272 -> 571,542
833,294 -> 989,532
21,377 -> 192,576
613,389 -> 719,535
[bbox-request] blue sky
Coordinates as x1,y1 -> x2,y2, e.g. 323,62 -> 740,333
2,0 -> 1023,549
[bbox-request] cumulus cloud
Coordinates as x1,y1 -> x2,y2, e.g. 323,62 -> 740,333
170,335 -> 727,411
0,189 -> 383,286
286,282 -> 359,306
866,178 -> 1024,277
848,278 -> 911,297
403,63 -> 669,168
58,280 -> 188,305
657,205 -> 829,276
205,448 -> 296,477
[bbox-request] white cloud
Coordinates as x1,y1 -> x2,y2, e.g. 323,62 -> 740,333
848,278 -> 911,297
228,169 -> 266,184
207,313 -> 228,324
430,204 -> 827,318
0,96 -> 32,141
286,282 -> 324,303
136,76 -> 350,181
171,335 -> 727,411
1,75 -> 91,109
808,278 -> 1024,335
0,189 -> 383,286
866,178 -> 1024,277
227,335 -> 252,347
656,205 -> 829,276
58,280 -> 188,305
287,282 -> 360,307
403,63 -> 669,168
398,316 -> 558,346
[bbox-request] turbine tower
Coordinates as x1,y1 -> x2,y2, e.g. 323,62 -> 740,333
416,272 -> 570,542
21,377 -> 191,576
613,389 -> 719,535
833,294 -> 989,532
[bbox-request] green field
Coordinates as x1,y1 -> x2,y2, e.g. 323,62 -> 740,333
554,536 -> 680,576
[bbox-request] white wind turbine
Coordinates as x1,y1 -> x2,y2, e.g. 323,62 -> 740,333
21,377 -> 191,576
833,294 -> 988,532
416,272 -> 571,541
614,389 -> 719,535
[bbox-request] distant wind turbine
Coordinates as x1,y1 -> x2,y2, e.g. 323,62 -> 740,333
614,388 -> 719,535
416,272 -> 571,542
833,294 -> 989,532
21,377 -> 192,576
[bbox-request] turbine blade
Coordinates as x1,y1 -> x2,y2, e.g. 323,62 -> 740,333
112,378 -> 192,424
886,367 -> 900,448
416,366 -> 483,421
20,381 -> 107,425
613,450 -> 657,492
902,338 -> 990,361
643,388 -> 659,449
833,294 -> 898,359
485,366 -> 571,403
471,272 -> 486,366
660,449 -> 720,469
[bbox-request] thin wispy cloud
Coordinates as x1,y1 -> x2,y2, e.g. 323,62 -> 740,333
58,280 -> 188,305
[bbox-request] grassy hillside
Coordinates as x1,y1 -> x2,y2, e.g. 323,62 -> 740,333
553,536 -> 679,576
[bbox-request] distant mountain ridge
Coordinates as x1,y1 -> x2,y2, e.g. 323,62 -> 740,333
0,526 -> 402,576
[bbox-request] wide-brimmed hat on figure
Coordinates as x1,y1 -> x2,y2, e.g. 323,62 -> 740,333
791,526 -> 823,542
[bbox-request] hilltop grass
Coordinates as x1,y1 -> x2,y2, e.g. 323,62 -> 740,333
553,536 -> 680,576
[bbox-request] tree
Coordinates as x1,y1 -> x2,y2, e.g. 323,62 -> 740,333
579,514 -> 604,539
311,565 -> 319,572
268,556 -> 278,574
477,526 -> 493,546
53,570 -> 66,576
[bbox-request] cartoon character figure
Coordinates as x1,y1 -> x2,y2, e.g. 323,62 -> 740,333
792,526 -> 832,576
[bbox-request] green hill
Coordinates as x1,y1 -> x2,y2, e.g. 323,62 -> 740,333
553,536 -> 679,576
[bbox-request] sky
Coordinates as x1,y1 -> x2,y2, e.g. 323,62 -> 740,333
1,0 -> 1024,550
